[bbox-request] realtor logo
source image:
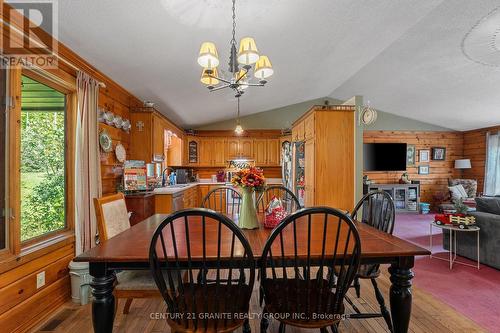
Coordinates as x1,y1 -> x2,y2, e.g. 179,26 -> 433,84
1,0 -> 58,68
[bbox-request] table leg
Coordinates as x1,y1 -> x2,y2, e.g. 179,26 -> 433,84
389,257 -> 414,333
477,230 -> 480,270
89,263 -> 116,333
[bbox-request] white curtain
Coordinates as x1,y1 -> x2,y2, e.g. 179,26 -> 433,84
484,131 -> 500,196
75,71 -> 101,255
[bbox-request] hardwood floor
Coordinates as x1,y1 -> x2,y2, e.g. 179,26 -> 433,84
32,267 -> 483,333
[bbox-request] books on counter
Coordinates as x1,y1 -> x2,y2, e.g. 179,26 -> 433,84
124,160 -> 147,191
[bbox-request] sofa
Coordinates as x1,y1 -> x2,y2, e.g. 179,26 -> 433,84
443,196 -> 500,269
438,178 -> 478,213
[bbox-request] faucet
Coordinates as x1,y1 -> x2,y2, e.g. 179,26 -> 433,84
161,167 -> 174,187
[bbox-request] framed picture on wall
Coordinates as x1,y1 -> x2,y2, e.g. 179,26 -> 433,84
419,149 -> 430,162
407,144 -> 416,166
432,147 -> 446,160
419,165 -> 430,175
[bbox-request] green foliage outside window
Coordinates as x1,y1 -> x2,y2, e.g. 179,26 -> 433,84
20,77 -> 66,241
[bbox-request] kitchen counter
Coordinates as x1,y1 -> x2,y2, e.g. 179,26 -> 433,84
153,178 -> 283,195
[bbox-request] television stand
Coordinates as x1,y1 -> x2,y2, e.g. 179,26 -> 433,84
364,183 -> 420,213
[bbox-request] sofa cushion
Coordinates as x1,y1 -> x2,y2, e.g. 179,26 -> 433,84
475,197 -> 500,215
449,185 -> 468,201
448,179 -> 478,198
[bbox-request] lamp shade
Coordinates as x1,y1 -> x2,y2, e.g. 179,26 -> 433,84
254,55 -> 273,79
454,159 -> 471,169
197,42 -> 219,68
200,68 -> 219,86
237,37 -> 260,65
234,124 -> 244,135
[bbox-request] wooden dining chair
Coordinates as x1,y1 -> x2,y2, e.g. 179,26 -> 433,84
256,185 -> 301,214
348,190 -> 396,332
201,186 -> 242,216
94,193 -> 160,314
149,208 -> 255,333
259,207 -> 361,333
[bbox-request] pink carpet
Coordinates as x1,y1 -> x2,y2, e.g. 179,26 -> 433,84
394,213 -> 500,332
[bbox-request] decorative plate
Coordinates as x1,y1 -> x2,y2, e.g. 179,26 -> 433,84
99,130 -> 113,153
115,143 -> 126,163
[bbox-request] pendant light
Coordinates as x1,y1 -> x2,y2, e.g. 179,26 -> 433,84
235,97 -> 244,135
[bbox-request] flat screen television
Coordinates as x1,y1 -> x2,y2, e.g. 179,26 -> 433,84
364,143 -> 407,171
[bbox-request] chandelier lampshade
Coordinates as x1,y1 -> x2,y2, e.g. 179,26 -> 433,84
237,37 -> 260,65
234,123 -> 244,135
254,55 -> 273,79
197,42 -> 219,69
200,67 -> 220,85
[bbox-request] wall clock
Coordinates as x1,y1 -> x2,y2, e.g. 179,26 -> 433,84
360,105 -> 378,125
115,143 -> 126,163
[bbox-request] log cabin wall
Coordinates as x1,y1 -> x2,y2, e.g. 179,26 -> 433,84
0,3 -> 142,332
463,125 -> 500,193
363,131 -> 464,204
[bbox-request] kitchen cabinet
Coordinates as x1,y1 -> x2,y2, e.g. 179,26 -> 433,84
266,138 -> 280,166
253,139 -> 267,165
226,138 -> 253,159
292,121 -> 305,142
185,136 -> 200,166
125,192 -> 155,226
199,137 -> 226,166
182,186 -> 198,208
198,184 -> 225,206
129,107 -> 183,164
292,105 -> 355,211
304,113 -> 315,141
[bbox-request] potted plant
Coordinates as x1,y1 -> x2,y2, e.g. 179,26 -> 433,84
231,167 -> 266,229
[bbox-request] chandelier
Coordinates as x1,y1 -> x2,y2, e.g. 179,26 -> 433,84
197,0 -> 274,98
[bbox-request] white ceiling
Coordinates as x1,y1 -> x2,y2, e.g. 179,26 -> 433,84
56,0 -> 500,130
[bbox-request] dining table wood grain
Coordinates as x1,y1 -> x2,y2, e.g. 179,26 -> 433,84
75,212 -> 430,333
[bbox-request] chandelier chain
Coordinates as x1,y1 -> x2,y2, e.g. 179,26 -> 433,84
231,0 -> 236,46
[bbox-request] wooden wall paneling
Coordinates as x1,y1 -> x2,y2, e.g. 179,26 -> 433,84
0,4 -> 145,331
363,131 -> 464,204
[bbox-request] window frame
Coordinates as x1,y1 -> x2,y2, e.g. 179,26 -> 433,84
0,66 -> 76,266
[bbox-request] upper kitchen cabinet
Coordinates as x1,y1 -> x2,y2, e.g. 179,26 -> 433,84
199,137 -> 226,166
292,120 -> 305,142
185,136 -> 200,166
226,138 -> 253,159
129,107 -> 183,164
253,138 -> 280,166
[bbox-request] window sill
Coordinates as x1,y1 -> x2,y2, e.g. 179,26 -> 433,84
0,231 -> 75,274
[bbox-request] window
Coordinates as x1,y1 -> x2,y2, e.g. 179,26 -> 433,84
484,131 -> 500,196
20,75 -> 66,241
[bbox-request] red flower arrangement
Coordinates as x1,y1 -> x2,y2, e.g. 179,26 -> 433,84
231,167 -> 266,191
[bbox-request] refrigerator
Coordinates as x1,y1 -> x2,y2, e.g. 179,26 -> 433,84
293,141 -> 305,207
281,140 -> 293,191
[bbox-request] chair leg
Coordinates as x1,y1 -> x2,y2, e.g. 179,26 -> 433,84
278,322 -> 286,333
123,298 -> 133,314
243,318 -> 251,333
354,276 -> 361,298
330,323 -> 339,333
371,278 -> 393,333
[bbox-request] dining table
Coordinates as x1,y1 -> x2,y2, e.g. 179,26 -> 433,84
74,212 -> 430,333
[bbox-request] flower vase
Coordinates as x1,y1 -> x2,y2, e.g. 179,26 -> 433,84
239,187 -> 259,229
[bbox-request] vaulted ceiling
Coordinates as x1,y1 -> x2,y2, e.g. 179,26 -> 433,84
56,0 -> 500,130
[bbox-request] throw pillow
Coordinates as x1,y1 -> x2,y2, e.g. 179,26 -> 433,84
475,197 -> 500,215
449,185 -> 467,201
